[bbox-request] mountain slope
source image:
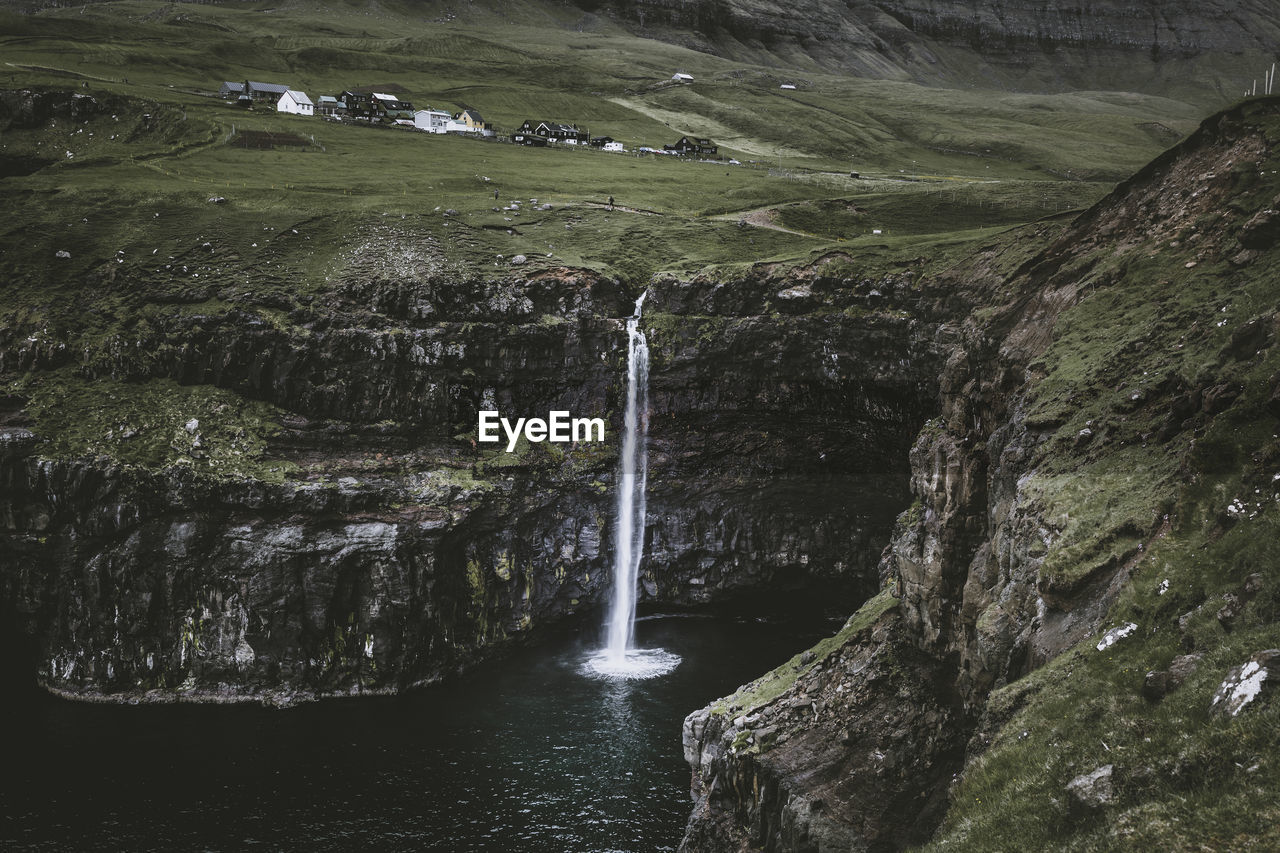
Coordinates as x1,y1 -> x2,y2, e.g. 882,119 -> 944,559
574,0 -> 1280,102
678,94 -> 1280,852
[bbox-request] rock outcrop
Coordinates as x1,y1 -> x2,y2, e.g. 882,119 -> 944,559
0,256 -> 949,704
579,0 -> 1280,99
678,96 -> 1280,850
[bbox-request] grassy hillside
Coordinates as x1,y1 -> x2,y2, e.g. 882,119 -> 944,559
0,0 -> 1238,485
0,0 -> 1220,305
915,98 -> 1280,851
1,0 -> 1208,175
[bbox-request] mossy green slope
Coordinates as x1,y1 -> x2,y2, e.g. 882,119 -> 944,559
917,99 -> 1280,851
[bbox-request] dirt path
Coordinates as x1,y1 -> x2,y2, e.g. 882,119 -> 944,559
708,207 -> 815,238
572,201 -> 665,216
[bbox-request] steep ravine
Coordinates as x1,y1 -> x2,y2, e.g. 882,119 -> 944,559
677,98 -> 1280,850
0,258 -> 949,704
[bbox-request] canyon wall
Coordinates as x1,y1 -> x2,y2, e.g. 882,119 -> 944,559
0,260 -> 947,705
677,97 -> 1280,851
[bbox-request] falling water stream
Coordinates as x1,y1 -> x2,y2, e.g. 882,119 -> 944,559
585,293 -> 680,680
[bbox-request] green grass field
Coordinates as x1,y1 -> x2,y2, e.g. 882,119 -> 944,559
0,0 -> 1231,480
0,0 -> 1217,309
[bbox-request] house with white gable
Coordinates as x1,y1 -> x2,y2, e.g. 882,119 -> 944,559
277,90 -> 314,116
445,109 -> 494,137
414,108 -> 451,134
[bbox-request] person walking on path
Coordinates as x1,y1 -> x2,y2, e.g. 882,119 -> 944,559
608,195 -> 614,210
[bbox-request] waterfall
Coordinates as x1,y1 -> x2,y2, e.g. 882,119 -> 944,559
585,292 -> 679,680
605,292 -> 650,661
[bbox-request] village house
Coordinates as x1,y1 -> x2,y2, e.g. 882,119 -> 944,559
516,120 -> 588,144
414,108 -> 451,134
447,109 -> 494,136
316,95 -> 340,116
277,90 -> 314,116
664,135 -> 718,156
672,73 -> 694,83
588,136 -> 614,148
340,90 -> 377,120
220,80 -> 292,106
372,92 -> 415,121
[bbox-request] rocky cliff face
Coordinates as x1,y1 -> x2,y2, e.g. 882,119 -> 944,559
0,251 -> 947,704
580,0 -> 1280,98
678,97 -> 1280,850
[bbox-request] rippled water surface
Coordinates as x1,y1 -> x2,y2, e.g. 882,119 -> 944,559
1,614 -> 827,851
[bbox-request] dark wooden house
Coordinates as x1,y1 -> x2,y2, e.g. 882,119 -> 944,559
516,120 -> 589,144
664,136 -> 718,156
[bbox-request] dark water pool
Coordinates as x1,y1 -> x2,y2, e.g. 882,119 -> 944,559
0,614 -> 828,852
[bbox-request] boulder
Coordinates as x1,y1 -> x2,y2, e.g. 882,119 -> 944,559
1210,649 -> 1279,717
1237,207 -> 1280,250
1067,765 -> 1115,813
1142,653 -> 1202,702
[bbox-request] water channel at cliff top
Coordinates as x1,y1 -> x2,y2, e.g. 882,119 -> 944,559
1,612 -> 831,851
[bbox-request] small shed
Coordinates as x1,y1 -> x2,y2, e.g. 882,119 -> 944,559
672,73 -> 694,83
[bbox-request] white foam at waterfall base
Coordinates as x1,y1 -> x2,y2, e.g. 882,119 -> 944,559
582,648 -> 682,680
585,291 -> 680,681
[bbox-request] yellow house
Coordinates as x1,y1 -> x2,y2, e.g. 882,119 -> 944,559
446,108 -> 493,136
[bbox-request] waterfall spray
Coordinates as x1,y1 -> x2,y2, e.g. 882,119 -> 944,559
585,292 -> 680,680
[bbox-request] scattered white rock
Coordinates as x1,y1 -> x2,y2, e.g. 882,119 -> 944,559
55,250 -> 71,259
1157,579 -> 1169,596
1096,622 -> 1138,651
207,196 -> 226,204
184,418 -> 199,434
510,254 -> 527,266
1210,650 -> 1278,717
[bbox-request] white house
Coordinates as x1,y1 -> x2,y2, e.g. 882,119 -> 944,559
672,73 -> 694,83
414,108 -> 451,134
277,90 -> 314,116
